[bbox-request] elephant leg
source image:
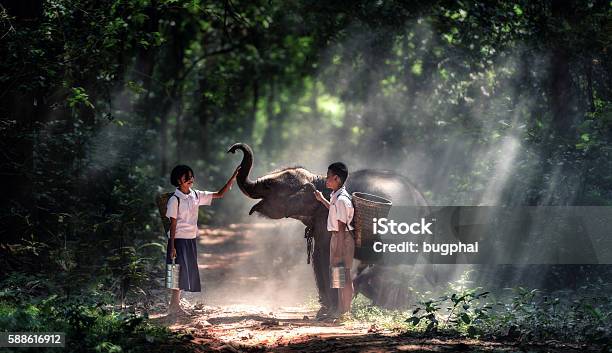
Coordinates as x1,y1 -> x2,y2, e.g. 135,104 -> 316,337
312,228 -> 337,311
353,268 -> 376,301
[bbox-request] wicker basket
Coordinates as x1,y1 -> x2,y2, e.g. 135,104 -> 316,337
155,192 -> 174,235
352,192 -> 392,247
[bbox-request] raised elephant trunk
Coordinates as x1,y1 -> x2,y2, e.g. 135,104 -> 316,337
227,143 -> 262,199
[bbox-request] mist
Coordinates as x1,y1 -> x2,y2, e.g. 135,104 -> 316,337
198,16 -> 599,307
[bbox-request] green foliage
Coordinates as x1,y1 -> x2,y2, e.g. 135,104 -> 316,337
67,87 -> 95,109
2,2 -> 612,349
350,282 -> 611,344
479,285 -> 612,343
397,284 -> 612,343
406,298 -> 441,334
348,267 -> 611,344
350,294 -> 412,330
1,115 -> 165,305
0,291 -> 188,353
403,288 -> 491,336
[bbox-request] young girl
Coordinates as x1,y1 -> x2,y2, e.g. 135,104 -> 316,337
166,164 -> 239,318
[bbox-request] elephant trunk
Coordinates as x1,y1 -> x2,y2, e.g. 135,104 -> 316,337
227,143 -> 262,199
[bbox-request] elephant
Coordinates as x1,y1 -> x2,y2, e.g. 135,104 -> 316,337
227,142 -> 430,313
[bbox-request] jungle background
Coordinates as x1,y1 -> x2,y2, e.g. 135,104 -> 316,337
1,0 -> 612,352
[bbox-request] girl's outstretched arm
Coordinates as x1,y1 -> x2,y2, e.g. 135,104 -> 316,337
212,166 -> 240,199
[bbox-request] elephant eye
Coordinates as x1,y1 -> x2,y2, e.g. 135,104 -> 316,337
263,180 -> 272,189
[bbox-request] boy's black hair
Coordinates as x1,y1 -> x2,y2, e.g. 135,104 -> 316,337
328,162 -> 348,185
170,165 -> 194,187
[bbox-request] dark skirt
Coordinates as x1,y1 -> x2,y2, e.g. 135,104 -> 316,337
166,238 -> 201,292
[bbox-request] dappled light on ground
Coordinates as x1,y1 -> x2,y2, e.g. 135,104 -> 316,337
148,223 -> 606,352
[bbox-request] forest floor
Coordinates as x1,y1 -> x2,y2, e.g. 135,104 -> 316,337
147,223 -> 598,353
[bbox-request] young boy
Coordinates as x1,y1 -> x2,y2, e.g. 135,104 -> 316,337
166,164 -> 239,319
314,162 -> 354,321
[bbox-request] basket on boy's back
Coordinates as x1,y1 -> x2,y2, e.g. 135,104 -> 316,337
351,192 -> 392,247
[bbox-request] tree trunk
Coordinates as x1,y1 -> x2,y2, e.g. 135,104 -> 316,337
262,79 -> 278,149
198,75 -> 211,159
246,79 -> 259,142
549,2 -> 575,139
160,112 -> 168,177
135,2 -> 160,129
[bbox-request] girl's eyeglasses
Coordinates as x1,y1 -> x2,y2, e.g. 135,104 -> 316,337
182,175 -> 195,182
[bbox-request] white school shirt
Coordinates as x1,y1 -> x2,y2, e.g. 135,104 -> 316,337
166,188 -> 214,239
327,186 -> 354,232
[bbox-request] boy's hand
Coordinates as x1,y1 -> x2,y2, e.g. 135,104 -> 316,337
314,190 -> 325,202
171,247 -> 177,259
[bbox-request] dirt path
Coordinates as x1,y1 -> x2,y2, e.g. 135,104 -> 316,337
151,222 -> 379,350
149,223 -> 592,352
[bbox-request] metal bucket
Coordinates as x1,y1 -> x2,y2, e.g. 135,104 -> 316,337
166,257 -> 180,289
331,266 -> 346,288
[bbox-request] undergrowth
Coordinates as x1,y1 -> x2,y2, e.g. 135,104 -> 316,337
0,275 -> 194,353
349,282 -> 612,345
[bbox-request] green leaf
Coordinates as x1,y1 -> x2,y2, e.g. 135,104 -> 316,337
513,4 -> 523,16
406,316 -> 420,325
426,321 -> 437,333
467,325 -> 478,337
136,242 -> 164,251
411,60 -> 423,76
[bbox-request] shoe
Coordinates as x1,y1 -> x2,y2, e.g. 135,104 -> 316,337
319,310 -> 341,323
315,306 -> 333,321
168,305 -> 192,318
195,320 -> 212,329
336,312 -> 353,325
179,298 -> 194,310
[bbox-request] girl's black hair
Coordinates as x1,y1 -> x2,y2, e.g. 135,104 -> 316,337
328,162 -> 348,185
170,165 -> 194,187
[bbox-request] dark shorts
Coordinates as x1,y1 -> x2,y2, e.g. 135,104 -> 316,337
166,238 -> 201,292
